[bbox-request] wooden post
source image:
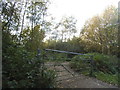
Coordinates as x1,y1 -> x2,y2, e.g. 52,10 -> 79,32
89,56 -> 94,77
118,1 -> 120,58
37,48 -> 41,60
37,48 -> 44,77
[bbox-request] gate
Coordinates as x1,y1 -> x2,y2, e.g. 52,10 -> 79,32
37,48 -> 94,83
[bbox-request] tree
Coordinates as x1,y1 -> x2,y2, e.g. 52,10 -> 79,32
2,1 -> 21,32
2,0 -> 21,52
101,5 -> 118,55
21,25 -> 45,51
80,15 -> 103,53
2,1 -> 56,88
19,0 -> 28,42
23,0 -> 49,50
54,16 -> 77,42
26,0 -> 49,29
80,5 -> 118,55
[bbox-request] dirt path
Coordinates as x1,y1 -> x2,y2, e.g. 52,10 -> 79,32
45,62 -> 118,88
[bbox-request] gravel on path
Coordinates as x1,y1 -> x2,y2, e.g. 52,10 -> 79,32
45,62 -> 119,88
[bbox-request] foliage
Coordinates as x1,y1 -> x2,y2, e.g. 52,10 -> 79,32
70,55 -> 91,75
70,53 -> 119,74
45,5 -> 119,57
70,53 -> 119,85
2,1 -> 57,88
80,6 -> 118,55
49,16 -> 77,41
86,53 -> 119,74
2,46 -> 56,88
26,0 -> 49,28
2,1 -> 21,32
45,36 -> 85,53
21,25 -> 45,51
45,52 -> 68,62
94,72 -> 118,85
2,0 -> 119,88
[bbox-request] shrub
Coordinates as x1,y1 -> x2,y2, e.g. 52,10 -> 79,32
92,53 -> 118,74
70,53 -> 119,74
2,47 -> 57,88
45,52 -> 67,61
70,55 -> 91,73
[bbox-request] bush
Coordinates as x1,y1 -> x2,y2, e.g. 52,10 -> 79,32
70,53 -> 119,74
92,53 -> 118,74
2,46 -> 56,88
70,55 -> 91,74
70,53 -> 119,85
45,52 -> 67,62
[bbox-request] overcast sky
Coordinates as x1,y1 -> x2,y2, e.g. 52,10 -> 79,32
47,0 -> 119,35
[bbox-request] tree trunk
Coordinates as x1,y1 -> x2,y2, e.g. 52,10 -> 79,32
20,1 -> 27,42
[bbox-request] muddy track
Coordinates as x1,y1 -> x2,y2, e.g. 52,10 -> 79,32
45,62 -> 118,88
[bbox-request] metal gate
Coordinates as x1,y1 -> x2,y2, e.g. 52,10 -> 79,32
37,48 -> 94,83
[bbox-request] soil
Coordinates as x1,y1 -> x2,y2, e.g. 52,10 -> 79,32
45,61 -> 119,88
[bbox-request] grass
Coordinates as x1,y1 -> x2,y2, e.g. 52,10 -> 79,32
93,72 -> 118,85
80,70 -> 118,86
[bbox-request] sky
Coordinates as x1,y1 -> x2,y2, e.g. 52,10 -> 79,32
47,0 -> 120,36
